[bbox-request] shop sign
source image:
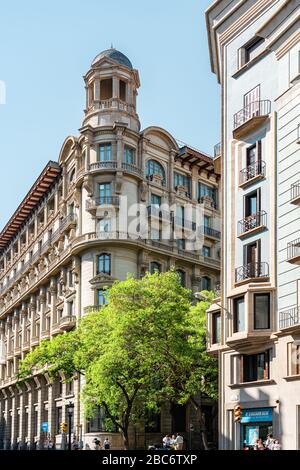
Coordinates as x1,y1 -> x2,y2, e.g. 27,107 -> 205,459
241,407 -> 273,423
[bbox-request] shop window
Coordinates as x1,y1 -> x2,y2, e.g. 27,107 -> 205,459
233,296 -> 245,333
56,407 -> 62,434
171,404 -> 186,432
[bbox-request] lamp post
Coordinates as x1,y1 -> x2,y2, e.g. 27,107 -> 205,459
66,402 -> 74,451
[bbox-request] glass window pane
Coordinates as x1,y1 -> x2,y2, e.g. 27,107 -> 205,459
254,294 -> 270,329
234,297 -> 245,332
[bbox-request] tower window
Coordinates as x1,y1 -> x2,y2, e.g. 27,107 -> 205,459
97,253 -> 111,275
119,80 -> 127,101
98,143 -> 112,162
100,79 -> 112,100
124,146 -> 135,164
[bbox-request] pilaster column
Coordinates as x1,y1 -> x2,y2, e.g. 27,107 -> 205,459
49,278 -> 58,328
26,384 -> 34,449
47,382 -> 55,440
94,79 -> 100,101
112,76 -> 119,99
18,390 -> 25,449
10,389 -> 17,449
3,396 -> 9,449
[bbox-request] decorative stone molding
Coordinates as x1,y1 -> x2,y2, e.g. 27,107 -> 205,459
83,175 -> 93,197
89,272 -> 116,289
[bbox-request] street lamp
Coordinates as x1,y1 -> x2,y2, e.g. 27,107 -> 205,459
66,401 -> 74,451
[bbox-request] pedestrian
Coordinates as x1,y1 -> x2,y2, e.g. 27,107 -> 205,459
103,437 -> 110,450
264,434 -> 274,450
72,437 -> 79,450
48,439 -> 54,450
93,437 -> 101,450
253,438 -> 265,450
273,439 -> 281,450
175,433 -> 184,450
162,434 -> 172,449
170,434 -> 176,449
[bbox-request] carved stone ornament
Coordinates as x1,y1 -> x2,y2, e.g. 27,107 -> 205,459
89,272 -> 116,289
139,182 -> 148,202
83,175 -> 93,197
115,176 -> 123,194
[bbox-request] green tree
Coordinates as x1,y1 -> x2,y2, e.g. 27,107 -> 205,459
18,271 -> 217,449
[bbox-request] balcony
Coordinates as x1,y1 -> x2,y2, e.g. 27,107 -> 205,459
198,196 -> 217,210
238,210 -> 267,238
233,100 -> 271,139
121,162 -> 143,178
60,213 -> 77,232
290,181 -> 300,205
201,226 -> 221,240
240,161 -> 266,188
235,261 -> 269,284
84,305 -> 100,314
86,196 -> 120,215
213,143 -> 221,175
279,306 -> 300,330
89,161 -> 118,172
59,315 -> 76,331
287,238 -> 300,264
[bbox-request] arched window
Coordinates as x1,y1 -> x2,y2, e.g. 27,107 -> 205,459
146,160 -> 165,181
202,276 -> 211,291
176,269 -> 186,287
97,253 -> 111,275
150,262 -> 161,274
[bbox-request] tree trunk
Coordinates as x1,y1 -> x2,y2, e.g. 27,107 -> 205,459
122,428 -> 130,450
189,398 -> 209,451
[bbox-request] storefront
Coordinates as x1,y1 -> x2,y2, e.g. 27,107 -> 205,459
241,408 -> 273,448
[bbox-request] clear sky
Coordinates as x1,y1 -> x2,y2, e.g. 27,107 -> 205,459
0,0 -> 220,230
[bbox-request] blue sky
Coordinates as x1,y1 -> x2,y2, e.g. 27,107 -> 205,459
0,0 -> 220,229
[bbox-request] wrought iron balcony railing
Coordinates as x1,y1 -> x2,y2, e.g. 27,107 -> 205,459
238,210 -> 267,235
240,161 -> 266,185
291,181 -> 300,202
279,306 -> 300,329
233,100 -> 271,130
201,226 -> 221,240
235,261 -> 269,283
287,238 -> 300,261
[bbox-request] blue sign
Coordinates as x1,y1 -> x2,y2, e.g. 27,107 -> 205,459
41,422 -> 49,433
241,408 -> 273,424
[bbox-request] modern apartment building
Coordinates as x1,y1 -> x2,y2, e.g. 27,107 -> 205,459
206,0 -> 300,450
0,48 -> 220,449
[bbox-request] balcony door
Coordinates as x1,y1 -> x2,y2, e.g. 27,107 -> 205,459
99,183 -> 111,204
244,240 -> 261,277
244,85 -> 260,119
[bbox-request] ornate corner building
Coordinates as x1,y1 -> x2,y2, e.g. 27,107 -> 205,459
206,0 -> 300,450
0,48 -> 220,449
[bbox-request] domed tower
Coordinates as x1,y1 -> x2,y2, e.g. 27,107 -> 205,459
83,48 -> 141,132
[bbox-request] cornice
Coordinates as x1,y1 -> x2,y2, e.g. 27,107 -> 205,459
275,30 -> 300,59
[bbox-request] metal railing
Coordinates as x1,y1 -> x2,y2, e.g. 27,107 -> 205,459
240,161 -> 266,185
86,196 -> 120,210
287,238 -> 300,260
214,142 -> 221,159
233,100 -> 271,129
235,261 -> 269,283
238,210 -> 267,235
201,226 -> 221,239
279,306 -> 300,329
291,181 -> 300,202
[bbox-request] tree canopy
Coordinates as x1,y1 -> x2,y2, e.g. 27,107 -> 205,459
18,270 -> 218,449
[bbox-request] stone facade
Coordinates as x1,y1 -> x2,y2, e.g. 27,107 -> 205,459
206,0 -> 300,450
0,48 -> 220,449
